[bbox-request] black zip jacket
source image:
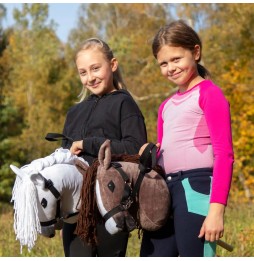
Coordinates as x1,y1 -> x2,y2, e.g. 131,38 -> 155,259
62,89 -> 147,164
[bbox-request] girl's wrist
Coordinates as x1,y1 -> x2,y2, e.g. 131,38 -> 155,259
209,203 -> 225,215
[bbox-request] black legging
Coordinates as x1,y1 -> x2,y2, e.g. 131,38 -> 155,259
140,168 -> 216,257
62,222 -> 129,257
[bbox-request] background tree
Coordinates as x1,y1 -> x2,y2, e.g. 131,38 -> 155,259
1,3 -> 253,203
0,3 -> 68,200
0,3 -> 22,201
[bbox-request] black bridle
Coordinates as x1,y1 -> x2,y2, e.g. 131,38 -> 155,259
39,175 -> 78,227
42,132 -> 78,226
103,162 -> 133,221
103,143 -> 157,222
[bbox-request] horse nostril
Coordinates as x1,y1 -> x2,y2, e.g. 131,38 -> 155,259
49,233 -> 55,238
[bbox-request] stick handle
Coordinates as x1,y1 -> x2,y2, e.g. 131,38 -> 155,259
217,239 -> 234,252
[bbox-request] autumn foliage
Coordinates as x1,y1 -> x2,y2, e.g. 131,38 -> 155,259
0,3 -> 253,203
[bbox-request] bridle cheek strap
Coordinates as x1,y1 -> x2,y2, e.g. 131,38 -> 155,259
44,178 -> 61,199
40,177 -> 61,227
39,177 -> 80,226
103,163 -> 132,222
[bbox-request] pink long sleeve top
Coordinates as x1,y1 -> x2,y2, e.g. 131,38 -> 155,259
157,80 -> 234,205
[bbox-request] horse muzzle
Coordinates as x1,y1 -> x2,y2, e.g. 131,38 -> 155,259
40,224 -> 56,238
104,210 -> 136,234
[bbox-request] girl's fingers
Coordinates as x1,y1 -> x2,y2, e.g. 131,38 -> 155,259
198,225 -> 205,238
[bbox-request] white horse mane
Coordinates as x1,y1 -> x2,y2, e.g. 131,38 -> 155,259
10,148 -> 87,253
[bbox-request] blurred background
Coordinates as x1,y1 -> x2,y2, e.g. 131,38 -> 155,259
0,3 -> 253,256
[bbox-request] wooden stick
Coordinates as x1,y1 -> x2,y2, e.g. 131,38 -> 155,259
217,239 -> 234,252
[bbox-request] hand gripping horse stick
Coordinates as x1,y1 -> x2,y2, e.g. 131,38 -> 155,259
217,239 -> 234,252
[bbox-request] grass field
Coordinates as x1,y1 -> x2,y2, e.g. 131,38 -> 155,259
0,201 -> 253,257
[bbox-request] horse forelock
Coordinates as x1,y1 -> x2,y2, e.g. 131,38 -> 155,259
111,153 -> 140,164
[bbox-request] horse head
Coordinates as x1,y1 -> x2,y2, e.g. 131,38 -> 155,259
75,140 -> 170,246
10,148 -> 88,253
96,140 -> 137,234
96,140 -> 170,234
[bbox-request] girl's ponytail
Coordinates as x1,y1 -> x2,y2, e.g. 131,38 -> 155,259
197,63 -> 211,79
113,68 -> 126,90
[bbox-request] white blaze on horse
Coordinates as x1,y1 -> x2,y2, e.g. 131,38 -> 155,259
10,148 -> 89,253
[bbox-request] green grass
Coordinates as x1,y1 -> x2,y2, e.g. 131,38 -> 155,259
216,202 -> 254,257
0,202 -> 64,257
0,201 -> 253,257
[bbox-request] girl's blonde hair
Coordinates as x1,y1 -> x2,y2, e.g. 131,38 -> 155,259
75,38 -> 127,102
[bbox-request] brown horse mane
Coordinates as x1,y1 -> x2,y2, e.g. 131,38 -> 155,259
75,153 -> 164,246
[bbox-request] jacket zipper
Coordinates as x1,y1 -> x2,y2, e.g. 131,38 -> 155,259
81,96 -> 101,138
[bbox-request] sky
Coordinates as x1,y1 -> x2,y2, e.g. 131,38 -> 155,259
2,1 -> 247,43
2,3 -> 82,43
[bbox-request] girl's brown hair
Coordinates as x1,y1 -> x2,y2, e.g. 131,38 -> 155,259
152,20 -> 210,79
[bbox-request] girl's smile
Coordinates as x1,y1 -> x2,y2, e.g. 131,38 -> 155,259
76,48 -> 118,96
157,45 -> 203,92
169,71 -> 182,79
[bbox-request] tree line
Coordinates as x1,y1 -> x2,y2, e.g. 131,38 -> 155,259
0,3 -> 253,202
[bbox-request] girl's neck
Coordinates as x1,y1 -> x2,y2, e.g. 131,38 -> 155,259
178,75 -> 204,93
97,88 -> 118,97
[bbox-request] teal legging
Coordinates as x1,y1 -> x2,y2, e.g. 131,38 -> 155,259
140,168 -> 216,257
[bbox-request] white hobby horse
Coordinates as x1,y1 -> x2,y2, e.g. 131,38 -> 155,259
10,148 -> 89,253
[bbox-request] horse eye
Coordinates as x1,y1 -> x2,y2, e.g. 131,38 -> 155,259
41,198 -> 47,208
107,180 -> 115,192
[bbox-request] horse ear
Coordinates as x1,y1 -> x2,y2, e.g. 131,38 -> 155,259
98,139 -> 111,169
10,165 -> 23,179
30,173 -> 45,187
10,164 -> 46,187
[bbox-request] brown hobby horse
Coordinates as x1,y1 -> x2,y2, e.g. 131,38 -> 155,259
75,139 -> 171,246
